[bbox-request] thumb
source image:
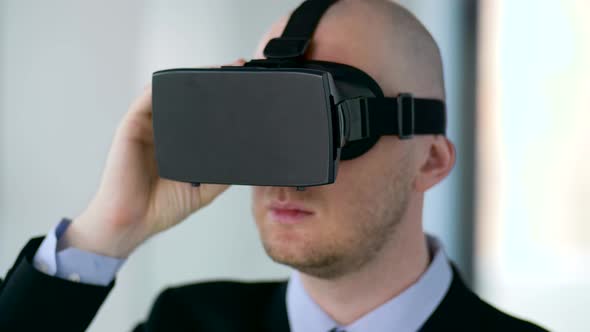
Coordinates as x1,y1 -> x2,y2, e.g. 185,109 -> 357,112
196,183 -> 232,208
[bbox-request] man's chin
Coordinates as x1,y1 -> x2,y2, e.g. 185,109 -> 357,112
261,238 -> 345,279
260,237 -> 309,266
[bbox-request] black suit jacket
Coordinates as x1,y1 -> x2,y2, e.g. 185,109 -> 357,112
0,237 -> 548,332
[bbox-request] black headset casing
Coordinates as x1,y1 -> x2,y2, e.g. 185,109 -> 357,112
152,0 -> 446,188
245,59 -> 384,160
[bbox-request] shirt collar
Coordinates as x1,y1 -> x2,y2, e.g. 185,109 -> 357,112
286,234 -> 452,332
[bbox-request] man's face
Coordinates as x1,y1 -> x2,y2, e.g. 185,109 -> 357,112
251,135 -> 416,278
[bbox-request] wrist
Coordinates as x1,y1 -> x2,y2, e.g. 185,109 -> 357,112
63,210 -> 148,258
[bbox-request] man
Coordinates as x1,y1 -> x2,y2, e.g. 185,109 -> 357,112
0,0 -> 547,331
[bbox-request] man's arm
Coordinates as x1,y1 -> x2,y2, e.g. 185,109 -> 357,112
0,219 -> 124,329
0,237 -> 114,331
0,70 -> 241,330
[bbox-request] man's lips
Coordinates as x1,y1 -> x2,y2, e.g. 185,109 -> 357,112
267,201 -> 315,224
268,201 -> 314,213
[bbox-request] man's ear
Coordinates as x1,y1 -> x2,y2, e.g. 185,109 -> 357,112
414,136 -> 456,193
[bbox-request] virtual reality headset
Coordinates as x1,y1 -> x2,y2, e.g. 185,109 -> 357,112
152,0 -> 446,190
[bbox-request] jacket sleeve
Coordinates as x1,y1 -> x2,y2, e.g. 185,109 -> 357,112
0,237 -> 115,332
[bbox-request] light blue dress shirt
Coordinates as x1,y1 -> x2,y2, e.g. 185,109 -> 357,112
286,235 -> 452,332
33,219 -> 125,286
33,220 -> 452,331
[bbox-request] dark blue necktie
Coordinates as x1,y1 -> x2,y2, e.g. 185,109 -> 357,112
329,328 -> 346,332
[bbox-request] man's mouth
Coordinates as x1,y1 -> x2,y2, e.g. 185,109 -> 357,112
267,201 -> 315,224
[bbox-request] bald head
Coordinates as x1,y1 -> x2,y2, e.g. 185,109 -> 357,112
255,0 -> 445,101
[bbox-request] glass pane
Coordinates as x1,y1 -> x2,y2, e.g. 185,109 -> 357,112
477,1 -> 590,331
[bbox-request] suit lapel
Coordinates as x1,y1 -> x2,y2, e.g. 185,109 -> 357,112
262,281 -> 291,332
418,265 -> 477,331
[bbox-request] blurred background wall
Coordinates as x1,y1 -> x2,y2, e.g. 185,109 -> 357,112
0,0 -> 586,331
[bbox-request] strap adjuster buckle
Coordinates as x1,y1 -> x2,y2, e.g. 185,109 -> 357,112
397,93 -> 415,139
263,37 -> 310,59
337,97 -> 370,146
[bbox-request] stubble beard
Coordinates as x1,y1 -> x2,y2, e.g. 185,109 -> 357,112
260,169 -> 412,280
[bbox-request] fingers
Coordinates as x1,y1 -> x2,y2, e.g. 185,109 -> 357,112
127,58 -> 245,117
231,58 -> 247,66
189,58 -> 248,70
117,85 -> 154,144
198,184 -> 232,208
219,58 -> 247,67
128,85 -> 153,116
122,57 -> 246,142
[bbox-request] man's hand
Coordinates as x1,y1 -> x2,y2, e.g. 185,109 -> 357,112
62,60 -> 245,258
